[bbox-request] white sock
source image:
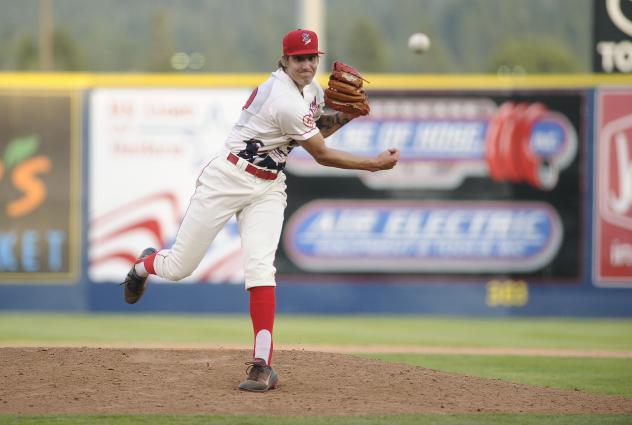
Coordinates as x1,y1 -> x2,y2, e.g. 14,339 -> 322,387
134,261 -> 148,277
254,329 -> 272,365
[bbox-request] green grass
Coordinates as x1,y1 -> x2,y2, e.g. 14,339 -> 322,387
1,414 -> 632,425
1,313 -> 632,351
365,353 -> 632,397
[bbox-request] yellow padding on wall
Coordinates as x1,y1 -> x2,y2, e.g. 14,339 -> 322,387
0,72 -> 631,90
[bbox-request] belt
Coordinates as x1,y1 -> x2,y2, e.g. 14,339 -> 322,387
227,152 -> 278,180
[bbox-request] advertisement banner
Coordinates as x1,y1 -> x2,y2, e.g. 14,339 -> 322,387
89,88 -> 250,284
279,91 -> 585,283
594,88 -> 632,286
593,0 -> 632,73
285,200 -> 562,273
0,91 -> 81,283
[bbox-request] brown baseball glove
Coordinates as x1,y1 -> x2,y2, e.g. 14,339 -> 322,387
324,61 -> 370,116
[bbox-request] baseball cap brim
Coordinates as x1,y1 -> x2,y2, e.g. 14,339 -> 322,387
287,49 -> 325,56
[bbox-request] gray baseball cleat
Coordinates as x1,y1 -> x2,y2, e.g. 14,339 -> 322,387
121,247 -> 157,304
238,359 -> 279,392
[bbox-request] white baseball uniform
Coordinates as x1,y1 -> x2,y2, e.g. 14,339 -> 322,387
151,68 -> 325,289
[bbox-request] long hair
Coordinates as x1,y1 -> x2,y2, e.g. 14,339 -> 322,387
277,56 -> 288,70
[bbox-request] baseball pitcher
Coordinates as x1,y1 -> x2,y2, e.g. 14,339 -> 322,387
121,28 -> 400,392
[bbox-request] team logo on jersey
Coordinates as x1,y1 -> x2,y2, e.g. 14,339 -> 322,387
302,32 -> 312,45
302,97 -> 318,128
303,114 -> 315,128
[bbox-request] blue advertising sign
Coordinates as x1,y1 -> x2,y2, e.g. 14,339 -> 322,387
284,201 -> 562,273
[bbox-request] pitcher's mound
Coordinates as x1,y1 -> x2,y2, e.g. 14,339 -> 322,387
1,347 -> 631,415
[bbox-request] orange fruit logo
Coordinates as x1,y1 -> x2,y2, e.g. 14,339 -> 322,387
0,135 -> 52,218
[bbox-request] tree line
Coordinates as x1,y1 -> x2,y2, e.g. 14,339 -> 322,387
0,0 -> 590,74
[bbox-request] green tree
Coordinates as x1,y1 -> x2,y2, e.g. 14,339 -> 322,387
0,0 -> 592,73
53,28 -> 83,70
345,19 -> 388,72
14,35 -> 38,70
433,0 -> 589,73
489,37 -> 580,73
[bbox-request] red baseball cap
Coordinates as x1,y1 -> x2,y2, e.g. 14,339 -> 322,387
282,29 -> 324,56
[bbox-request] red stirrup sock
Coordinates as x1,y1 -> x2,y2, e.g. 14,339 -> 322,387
133,252 -> 156,277
143,252 -> 157,274
249,286 -> 276,365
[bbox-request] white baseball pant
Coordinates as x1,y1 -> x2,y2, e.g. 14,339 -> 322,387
151,151 -> 287,289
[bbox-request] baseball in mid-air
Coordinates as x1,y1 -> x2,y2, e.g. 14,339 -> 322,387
408,32 -> 431,54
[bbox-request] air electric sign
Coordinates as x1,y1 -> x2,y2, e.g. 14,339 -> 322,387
594,0 -> 632,73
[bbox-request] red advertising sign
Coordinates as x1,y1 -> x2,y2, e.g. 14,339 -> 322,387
595,89 -> 632,286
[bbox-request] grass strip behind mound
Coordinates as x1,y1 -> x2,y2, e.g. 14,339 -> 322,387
366,353 -> 632,397
1,313 -> 631,351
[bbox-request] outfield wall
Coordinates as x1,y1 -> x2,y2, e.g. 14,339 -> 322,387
1,73 -> 631,316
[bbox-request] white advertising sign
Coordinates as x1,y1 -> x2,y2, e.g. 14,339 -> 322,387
89,88 -> 250,284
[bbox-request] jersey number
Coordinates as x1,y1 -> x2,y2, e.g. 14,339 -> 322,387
242,87 -> 259,110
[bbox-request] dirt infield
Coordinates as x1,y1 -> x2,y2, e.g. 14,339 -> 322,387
1,347 -> 631,415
